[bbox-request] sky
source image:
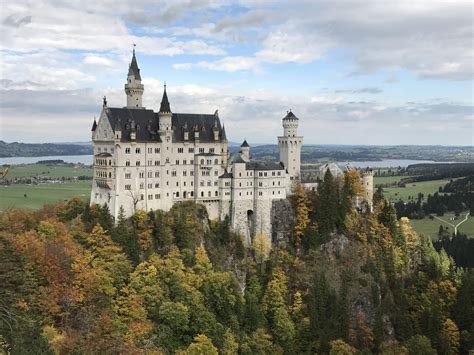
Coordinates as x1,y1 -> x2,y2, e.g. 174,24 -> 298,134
0,0 -> 473,145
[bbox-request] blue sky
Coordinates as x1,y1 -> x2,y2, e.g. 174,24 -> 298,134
0,0 -> 472,145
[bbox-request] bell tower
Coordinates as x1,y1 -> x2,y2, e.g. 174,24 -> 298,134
278,110 -> 303,180
124,47 -> 144,108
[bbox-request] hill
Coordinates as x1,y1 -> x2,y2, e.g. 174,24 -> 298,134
0,174 -> 472,354
0,140 -> 93,157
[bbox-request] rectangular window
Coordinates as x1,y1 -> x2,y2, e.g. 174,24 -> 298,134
199,148 -> 205,153
148,183 -> 152,188
139,172 -> 144,178
125,148 -> 130,154
148,160 -> 152,166
176,160 -> 179,165
209,148 -> 215,153
155,172 -> 159,178
155,148 -> 160,153
148,194 -> 153,200
136,161 -> 141,166
155,160 -> 160,166
126,161 -> 130,166
155,194 -> 160,199
125,173 -> 131,179
125,184 -> 131,190
148,148 -> 152,153
155,183 -> 159,188
172,171 -> 177,177
148,171 -> 152,178
178,148 -> 184,153
188,148 -> 194,153
136,148 -> 141,154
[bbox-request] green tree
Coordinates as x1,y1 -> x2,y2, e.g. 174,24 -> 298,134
405,335 -> 436,355
184,334 -> 218,355
317,169 -> 338,237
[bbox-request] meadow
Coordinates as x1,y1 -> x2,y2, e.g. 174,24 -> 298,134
382,179 -> 451,202
5,164 -> 92,179
410,212 -> 474,240
0,181 -> 92,211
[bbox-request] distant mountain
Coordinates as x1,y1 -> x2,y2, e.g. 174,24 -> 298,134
0,140 -> 93,157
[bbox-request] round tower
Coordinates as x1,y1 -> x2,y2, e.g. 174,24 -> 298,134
361,170 -> 374,211
124,48 -> 144,108
278,110 -> 303,181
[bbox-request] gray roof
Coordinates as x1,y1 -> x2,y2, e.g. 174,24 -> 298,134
104,107 -> 226,143
159,86 -> 171,113
228,152 -> 246,164
128,49 -> 141,81
91,119 -> 97,131
95,152 -> 112,157
283,110 -> 298,120
246,161 -> 285,171
219,169 -> 233,179
241,140 -> 249,147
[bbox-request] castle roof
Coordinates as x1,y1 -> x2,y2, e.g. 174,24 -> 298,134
104,107 -> 226,143
91,118 -> 97,131
246,161 -> 285,171
159,85 -> 171,113
241,140 -> 249,147
228,152 -> 246,164
219,169 -> 233,179
128,49 -> 141,81
283,110 -> 298,120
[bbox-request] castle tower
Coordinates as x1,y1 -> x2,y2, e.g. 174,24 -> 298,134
124,48 -> 144,108
278,110 -> 303,180
361,170 -> 374,211
158,84 -> 172,133
240,140 -> 250,162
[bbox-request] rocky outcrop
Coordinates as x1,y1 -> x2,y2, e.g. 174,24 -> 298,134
271,199 -> 295,246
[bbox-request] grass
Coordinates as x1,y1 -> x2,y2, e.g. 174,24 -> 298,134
383,179 -> 452,202
4,164 -> 92,179
374,175 -> 405,185
410,212 -> 474,240
0,181 -> 92,211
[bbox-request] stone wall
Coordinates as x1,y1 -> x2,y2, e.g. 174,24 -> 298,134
271,199 -> 295,247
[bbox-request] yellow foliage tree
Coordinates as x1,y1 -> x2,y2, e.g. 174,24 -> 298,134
292,181 -> 311,250
440,318 -> 460,355
252,233 -> 272,265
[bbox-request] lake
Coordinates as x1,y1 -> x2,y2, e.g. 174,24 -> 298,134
0,155 -> 456,168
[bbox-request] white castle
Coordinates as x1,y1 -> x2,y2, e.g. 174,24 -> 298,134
90,50 -> 372,245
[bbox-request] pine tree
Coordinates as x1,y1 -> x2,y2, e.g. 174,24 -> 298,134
317,170 -> 338,238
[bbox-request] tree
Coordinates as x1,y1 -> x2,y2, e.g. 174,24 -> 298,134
292,182 -> 311,250
252,233 -> 272,266
184,334 -> 218,355
329,339 -> 356,355
439,318 -> 460,355
317,169 -> 339,237
405,335 -> 436,355
243,275 -> 265,332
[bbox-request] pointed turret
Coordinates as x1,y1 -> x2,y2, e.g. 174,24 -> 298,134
240,139 -> 250,161
159,84 -> 171,113
124,47 -> 144,108
91,118 -> 97,131
221,124 -> 227,142
158,84 -> 172,132
128,48 -> 142,81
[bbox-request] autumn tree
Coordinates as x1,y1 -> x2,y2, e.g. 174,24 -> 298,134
292,182 -> 311,250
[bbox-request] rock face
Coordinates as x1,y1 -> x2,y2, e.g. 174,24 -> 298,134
320,233 -> 350,260
270,199 -> 295,246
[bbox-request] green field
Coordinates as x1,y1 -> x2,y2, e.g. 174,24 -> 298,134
374,175 -> 406,185
410,212 -> 474,239
0,181 -> 92,211
383,179 -> 451,202
5,164 -> 92,179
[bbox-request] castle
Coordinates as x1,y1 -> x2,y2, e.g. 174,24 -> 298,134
90,50 -> 372,245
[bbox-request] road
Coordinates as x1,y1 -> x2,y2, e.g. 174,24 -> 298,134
433,212 -> 470,235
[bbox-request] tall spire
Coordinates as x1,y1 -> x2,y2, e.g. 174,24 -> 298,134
128,45 -> 141,81
159,83 -> 171,113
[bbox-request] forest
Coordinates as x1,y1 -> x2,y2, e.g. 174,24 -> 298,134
0,170 -> 472,354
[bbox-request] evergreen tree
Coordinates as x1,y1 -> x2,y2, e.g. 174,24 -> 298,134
317,170 -> 338,238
